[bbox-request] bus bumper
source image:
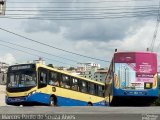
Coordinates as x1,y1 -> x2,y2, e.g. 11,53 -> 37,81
113,88 -> 158,97
5,92 -> 50,105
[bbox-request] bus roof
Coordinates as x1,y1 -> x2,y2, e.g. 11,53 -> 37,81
114,51 -> 157,55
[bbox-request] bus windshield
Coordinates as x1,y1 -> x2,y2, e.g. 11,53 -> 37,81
7,70 -> 36,88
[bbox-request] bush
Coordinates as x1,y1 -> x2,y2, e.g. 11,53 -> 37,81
153,95 -> 160,106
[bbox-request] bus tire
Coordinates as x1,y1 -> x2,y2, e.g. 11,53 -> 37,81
87,102 -> 93,106
49,96 -> 57,106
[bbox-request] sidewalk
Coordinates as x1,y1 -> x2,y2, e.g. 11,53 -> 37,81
0,85 -> 6,106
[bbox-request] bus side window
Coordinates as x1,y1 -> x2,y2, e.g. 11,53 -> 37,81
38,69 -> 47,88
40,72 -> 46,84
88,83 -> 96,95
49,71 -> 59,86
71,77 -> 79,91
61,74 -> 71,89
95,84 -> 98,96
80,81 -> 87,93
98,85 -> 104,97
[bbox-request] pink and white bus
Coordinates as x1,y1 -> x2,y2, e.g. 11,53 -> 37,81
106,51 -> 158,106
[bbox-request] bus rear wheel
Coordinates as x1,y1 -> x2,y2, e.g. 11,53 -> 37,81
49,97 -> 56,106
87,102 -> 93,106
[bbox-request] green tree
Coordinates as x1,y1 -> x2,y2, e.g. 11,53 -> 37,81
68,67 -> 75,71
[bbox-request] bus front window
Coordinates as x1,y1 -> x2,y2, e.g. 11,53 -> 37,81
8,71 -> 36,88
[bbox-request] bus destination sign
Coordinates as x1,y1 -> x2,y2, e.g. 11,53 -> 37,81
11,65 -> 33,71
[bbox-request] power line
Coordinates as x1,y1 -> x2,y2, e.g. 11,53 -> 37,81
2,12 -> 156,20
4,7 -> 158,19
0,39 -> 79,63
150,0 -> 160,52
5,10 -> 157,16
3,8 -> 158,19
2,8 -> 157,21
150,21 -> 160,51
0,27 -> 109,62
5,8 -> 158,12
7,0 -> 154,4
5,5 -> 158,17
6,1 -> 131,3
6,5 -> 159,9
0,43 -> 76,67
4,13 -> 156,18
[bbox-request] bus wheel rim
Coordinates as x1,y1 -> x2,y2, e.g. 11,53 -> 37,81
50,98 -> 54,106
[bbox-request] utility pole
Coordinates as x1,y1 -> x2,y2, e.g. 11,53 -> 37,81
0,0 -> 6,15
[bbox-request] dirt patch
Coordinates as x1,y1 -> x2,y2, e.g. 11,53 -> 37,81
0,85 -> 6,106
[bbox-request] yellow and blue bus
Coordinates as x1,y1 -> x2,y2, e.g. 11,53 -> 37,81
6,63 -> 107,106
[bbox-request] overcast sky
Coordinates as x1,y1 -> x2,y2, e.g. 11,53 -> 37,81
0,0 -> 159,68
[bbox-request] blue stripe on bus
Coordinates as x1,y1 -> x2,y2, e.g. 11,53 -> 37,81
113,87 -> 158,97
27,92 -> 51,104
6,93 -> 107,106
56,96 -> 107,106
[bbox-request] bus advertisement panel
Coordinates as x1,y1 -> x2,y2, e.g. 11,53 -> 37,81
114,52 -> 157,90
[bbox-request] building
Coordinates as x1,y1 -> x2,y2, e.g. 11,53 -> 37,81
76,62 -> 107,83
94,69 -> 108,83
80,67 -> 108,83
77,62 -> 100,72
0,62 -> 9,85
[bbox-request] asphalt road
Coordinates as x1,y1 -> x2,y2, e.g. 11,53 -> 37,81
0,106 -> 160,120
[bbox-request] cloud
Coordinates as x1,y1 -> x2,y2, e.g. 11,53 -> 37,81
1,0 -> 158,68
62,19 -> 145,41
70,21 -> 157,67
23,20 -> 61,33
121,21 -> 157,51
0,53 -> 16,65
22,0 -> 157,42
